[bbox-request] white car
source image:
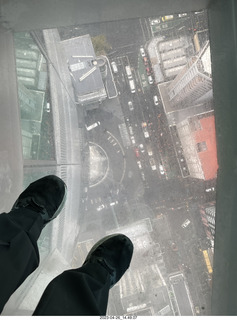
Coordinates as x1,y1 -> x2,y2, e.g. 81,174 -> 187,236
97,204 -> 106,212
141,122 -> 150,138
128,101 -> 134,111
131,136 -> 136,145
137,161 -> 142,169
159,164 -> 165,175
144,130 -> 149,138
46,102 -> 50,112
86,121 -> 100,131
148,75 -> 154,84
205,187 -> 215,192
110,201 -> 118,206
150,19 -> 160,25
140,47 -> 146,57
149,158 -> 157,170
141,171 -> 146,181
153,95 -> 159,105
139,144 -> 145,153
178,13 -> 187,17
111,61 -> 118,73
182,219 -> 191,228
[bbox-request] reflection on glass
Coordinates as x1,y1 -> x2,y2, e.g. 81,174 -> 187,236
14,32 -> 55,161
12,9 -> 216,316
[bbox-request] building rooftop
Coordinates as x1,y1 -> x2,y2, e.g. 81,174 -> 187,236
61,34 -> 107,104
193,115 -> 218,180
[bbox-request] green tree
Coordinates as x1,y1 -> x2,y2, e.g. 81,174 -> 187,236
91,35 -> 111,56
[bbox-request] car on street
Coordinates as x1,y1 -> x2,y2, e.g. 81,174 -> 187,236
140,47 -> 146,57
97,204 -> 106,212
161,15 -> 174,21
128,101 -> 134,111
182,219 -> 191,228
143,129 -> 149,138
129,79 -> 136,93
153,95 -> 159,105
46,102 -> 50,112
111,61 -> 118,73
142,122 -> 150,138
149,158 -> 157,170
110,201 -> 118,206
148,75 -> 154,84
150,19 -> 160,25
205,187 -> 215,192
159,164 -> 165,175
125,65 -> 133,79
128,126 -> 134,135
139,144 -> 145,153
134,148 -> 140,158
178,13 -> 187,17
146,67 -> 152,75
147,144 -> 153,156
131,136 -> 136,145
137,160 -> 142,169
143,57 -> 149,65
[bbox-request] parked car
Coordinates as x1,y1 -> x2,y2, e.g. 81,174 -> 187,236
182,219 -> 191,228
153,95 -> 159,105
159,164 -> 165,175
111,61 -> 118,73
134,148 -> 140,158
146,67 -> 152,75
46,102 -> 50,112
128,126 -> 134,135
148,75 -> 154,84
147,144 -> 153,156
143,57 -> 149,65
161,15 -> 174,21
150,19 -> 160,25
128,101 -> 134,111
86,121 -> 100,131
149,158 -> 157,170
140,47 -> 146,57
142,122 -> 149,138
131,136 -> 136,145
139,144 -> 145,153
137,160 -> 142,169
178,13 -> 187,17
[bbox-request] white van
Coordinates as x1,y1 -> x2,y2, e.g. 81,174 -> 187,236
129,79 -> 136,93
125,65 -> 133,79
111,61 -> 118,73
153,95 -> 159,105
86,121 -> 100,131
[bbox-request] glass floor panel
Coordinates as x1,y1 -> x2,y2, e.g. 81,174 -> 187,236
2,9 -> 216,316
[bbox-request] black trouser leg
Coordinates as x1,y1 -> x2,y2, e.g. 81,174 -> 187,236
0,209 -> 43,313
33,262 -> 111,315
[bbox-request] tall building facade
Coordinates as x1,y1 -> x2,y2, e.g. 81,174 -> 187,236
167,41 -> 212,108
